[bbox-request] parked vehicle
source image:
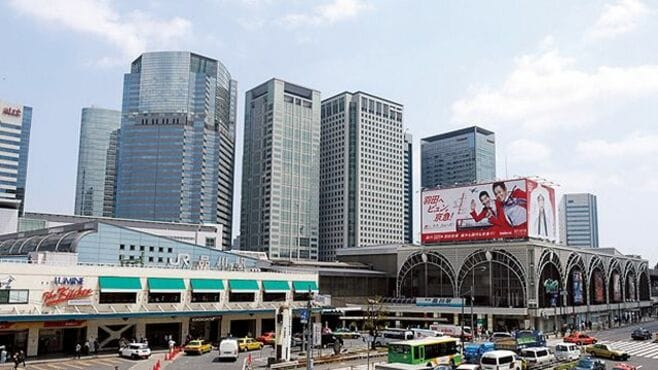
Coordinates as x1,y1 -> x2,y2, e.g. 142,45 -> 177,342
429,324 -> 473,341
183,339 -> 212,354
218,338 -> 239,361
479,350 -> 522,370
518,347 -> 554,365
119,343 -> 151,360
382,329 -> 414,341
237,337 -> 263,352
630,328 -> 651,340
555,342 -> 581,361
334,327 -> 361,339
574,357 -> 606,370
564,332 -> 597,345
256,331 -> 276,345
585,343 -> 630,361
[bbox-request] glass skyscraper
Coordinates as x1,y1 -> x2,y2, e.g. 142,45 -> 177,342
0,100 -> 32,216
559,193 -> 599,248
421,126 -> 495,188
74,107 -> 121,217
115,52 -> 237,250
241,79 -> 320,260
404,132 -> 413,244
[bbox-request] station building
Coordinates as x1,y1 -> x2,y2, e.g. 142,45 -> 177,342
331,240 -> 653,333
0,221 -> 318,357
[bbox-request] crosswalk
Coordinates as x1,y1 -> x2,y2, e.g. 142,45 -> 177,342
601,340 -> 658,360
27,356 -> 133,370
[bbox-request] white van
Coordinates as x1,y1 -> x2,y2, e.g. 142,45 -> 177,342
480,350 -> 522,370
555,342 -> 581,361
218,338 -> 239,361
411,328 -> 444,338
519,347 -> 554,365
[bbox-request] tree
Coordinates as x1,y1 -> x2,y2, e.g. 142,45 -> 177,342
363,298 -> 386,350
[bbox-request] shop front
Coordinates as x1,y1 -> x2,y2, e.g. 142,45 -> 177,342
0,324 -> 28,354
188,316 -> 221,343
38,321 -> 87,355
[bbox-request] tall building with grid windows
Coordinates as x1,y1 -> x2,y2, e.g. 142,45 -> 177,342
240,79 -> 321,260
115,52 -> 237,250
559,193 -> 599,248
0,100 -> 32,217
319,92 -> 405,262
421,126 -> 495,189
74,107 -> 121,217
403,132 -> 413,244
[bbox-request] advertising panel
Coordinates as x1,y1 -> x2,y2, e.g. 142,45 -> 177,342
628,278 -> 635,301
612,272 -> 621,302
572,270 -> 584,304
0,100 -> 23,126
594,270 -> 605,304
422,179 -> 532,243
526,179 -> 556,241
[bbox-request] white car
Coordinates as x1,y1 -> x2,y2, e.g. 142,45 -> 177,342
218,338 -> 239,361
120,343 -> 151,359
480,350 -> 522,370
555,342 -> 581,362
519,347 -> 554,365
456,364 -> 481,370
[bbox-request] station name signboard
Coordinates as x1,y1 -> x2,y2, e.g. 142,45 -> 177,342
416,297 -> 464,307
421,178 -> 556,244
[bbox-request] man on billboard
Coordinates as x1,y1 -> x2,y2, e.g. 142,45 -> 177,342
492,181 -> 527,228
529,185 -> 555,240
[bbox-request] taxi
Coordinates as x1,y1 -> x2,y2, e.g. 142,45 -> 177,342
564,332 -> 597,345
257,331 -> 276,345
238,337 -> 263,352
184,339 -> 213,355
585,343 -> 630,361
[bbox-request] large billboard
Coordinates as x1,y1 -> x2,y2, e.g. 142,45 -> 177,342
421,178 -> 556,244
572,270 -> 584,304
593,270 -> 605,304
0,100 -> 23,126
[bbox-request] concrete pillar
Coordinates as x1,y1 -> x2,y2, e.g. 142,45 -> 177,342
453,314 -> 459,326
221,318 -> 231,337
87,321 -> 99,342
487,314 -> 494,331
27,326 -> 39,357
256,317 -> 263,336
180,319 -> 189,344
135,321 -> 146,341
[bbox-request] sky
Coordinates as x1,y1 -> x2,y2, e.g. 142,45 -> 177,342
1,0 -> 657,263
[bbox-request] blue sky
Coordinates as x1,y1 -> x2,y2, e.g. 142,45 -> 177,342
1,0 -> 657,263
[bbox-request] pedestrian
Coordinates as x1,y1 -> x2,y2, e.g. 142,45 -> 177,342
75,343 -> 81,359
12,352 -> 19,370
84,340 -> 90,356
18,350 -> 25,367
93,338 -> 99,356
168,338 -> 175,353
0,346 -> 6,364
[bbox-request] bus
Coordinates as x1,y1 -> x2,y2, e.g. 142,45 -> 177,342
387,337 -> 462,368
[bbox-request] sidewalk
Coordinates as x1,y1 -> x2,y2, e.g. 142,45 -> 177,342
0,349 -> 180,369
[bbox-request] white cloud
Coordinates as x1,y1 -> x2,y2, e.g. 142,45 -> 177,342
8,0 -> 192,62
279,0 -> 372,28
588,0 -> 649,39
505,139 -> 551,164
576,134 -> 658,160
452,46 -> 658,131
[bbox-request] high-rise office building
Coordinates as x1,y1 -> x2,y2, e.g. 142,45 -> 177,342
115,52 -> 237,250
0,100 -> 32,217
319,92 -> 405,261
74,107 -> 121,217
241,79 -> 320,260
559,193 -> 599,248
421,126 -> 495,188
403,132 -> 413,244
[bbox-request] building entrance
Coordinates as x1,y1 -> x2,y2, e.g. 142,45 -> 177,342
0,329 -> 28,354
229,319 -> 256,338
38,327 -> 87,355
145,323 -> 182,349
188,317 -> 220,344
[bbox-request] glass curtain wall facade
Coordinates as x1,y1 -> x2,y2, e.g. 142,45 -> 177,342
74,107 -> 121,217
0,100 -> 32,215
241,79 -> 320,260
319,92 -> 405,261
115,52 -> 237,250
559,193 -> 599,248
421,126 -> 495,189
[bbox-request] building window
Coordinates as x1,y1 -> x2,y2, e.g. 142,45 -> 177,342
228,292 -> 255,303
130,245 -> 135,251
99,292 -> 136,304
158,247 -> 164,253
140,246 -> 145,251
149,246 -> 154,252
167,248 -> 173,254
205,237 -> 216,247
119,244 -> 125,250
263,293 -> 286,302
148,257 -> 154,262
293,293 -> 312,301
148,293 -> 181,303
158,257 -> 163,263
0,289 -> 29,304
191,293 -> 220,303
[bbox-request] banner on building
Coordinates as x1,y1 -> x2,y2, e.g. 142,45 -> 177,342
572,270 -> 584,304
594,270 -> 605,304
421,178 -> 556,244
612,272 -> 621,302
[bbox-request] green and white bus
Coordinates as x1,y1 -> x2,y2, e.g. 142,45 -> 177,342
387,337 -> 462,368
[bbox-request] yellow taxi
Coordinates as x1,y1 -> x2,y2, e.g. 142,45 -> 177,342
585,343 -> 630,361
238,337 -> 263,352
184,339 -> 213,355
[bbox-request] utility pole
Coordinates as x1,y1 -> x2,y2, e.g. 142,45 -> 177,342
306,290 -> 312,370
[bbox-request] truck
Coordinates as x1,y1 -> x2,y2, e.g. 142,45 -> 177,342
463,341 -> 495,363
493,330 -> 546,352
429,324 -> 473,341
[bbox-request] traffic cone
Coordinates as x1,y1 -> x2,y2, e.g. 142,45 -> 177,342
156,360 -> 161,370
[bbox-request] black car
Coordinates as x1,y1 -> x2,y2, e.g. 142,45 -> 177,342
631,328 -> 651,340
291,333 -> 343,349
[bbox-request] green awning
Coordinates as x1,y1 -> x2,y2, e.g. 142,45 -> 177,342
190,279 -> 224,293
147,278 -> 185,293
228,279 -> 259,293
262,280 -> 290,293
292,281 -> 319,292
99,276 -> 142,293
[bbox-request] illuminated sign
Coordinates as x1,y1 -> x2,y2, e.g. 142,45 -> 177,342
53,276 -> 84,285
2,107 -> 21,117
42,286 -> 93,306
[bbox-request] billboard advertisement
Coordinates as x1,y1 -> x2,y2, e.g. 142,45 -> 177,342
593,270 -> 605,304
421,178 -> 556,244
572,270 -> 584,304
